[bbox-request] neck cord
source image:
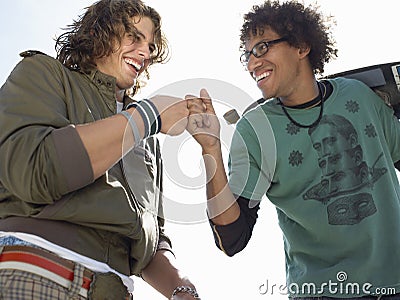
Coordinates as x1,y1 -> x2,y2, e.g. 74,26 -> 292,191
278,81 -> 326,128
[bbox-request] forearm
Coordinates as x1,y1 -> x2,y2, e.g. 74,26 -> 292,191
141,250 -> 197,299
202,143 -> 240,225
185,90 -> 238,224
76,107 -> 144,179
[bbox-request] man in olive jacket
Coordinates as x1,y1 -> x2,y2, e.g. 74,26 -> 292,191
0,1 -> 200,299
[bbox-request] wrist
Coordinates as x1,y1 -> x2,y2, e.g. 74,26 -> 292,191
201,140 -> 222,156
126,99 -> 161,138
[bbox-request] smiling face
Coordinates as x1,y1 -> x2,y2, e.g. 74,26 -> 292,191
245,27 -> 316,105
94,16 -> 155,100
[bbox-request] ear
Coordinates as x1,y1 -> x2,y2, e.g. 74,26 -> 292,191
349,133 -> 358,148
298,44 -> 311,59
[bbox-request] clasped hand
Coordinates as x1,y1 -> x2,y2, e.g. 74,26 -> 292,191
185,89 -> 220,150
149,89 -> 220,149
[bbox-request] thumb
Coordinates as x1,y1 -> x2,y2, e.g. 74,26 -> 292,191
200,88 -> 215,114
200,88 -> 210,99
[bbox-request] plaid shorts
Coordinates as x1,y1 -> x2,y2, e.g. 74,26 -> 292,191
0,236 -> 132,300
0,268 -> 86,300
0,236 -> 87,299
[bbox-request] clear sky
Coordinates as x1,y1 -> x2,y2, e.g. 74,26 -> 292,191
1,1 -> 399,299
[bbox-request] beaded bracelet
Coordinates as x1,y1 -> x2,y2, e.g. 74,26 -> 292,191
172,286 -> 201,299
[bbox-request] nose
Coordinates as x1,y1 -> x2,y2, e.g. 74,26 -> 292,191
246,55 -> 262,73
137,42 -> 151,60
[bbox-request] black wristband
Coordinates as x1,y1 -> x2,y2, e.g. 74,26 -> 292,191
126,100 -> 161,138
140,99 -> 161,136
142,99 -> 162,134
126,102 -> 149,137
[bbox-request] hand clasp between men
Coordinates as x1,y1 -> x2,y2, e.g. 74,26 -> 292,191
149,88 -> 221,148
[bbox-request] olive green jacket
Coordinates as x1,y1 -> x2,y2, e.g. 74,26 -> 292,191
0,51 -> 171,276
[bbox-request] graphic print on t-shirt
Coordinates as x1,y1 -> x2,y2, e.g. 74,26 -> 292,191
301,114 -> 386,225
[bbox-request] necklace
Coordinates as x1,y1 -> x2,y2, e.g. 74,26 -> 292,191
278,81 -> 326,128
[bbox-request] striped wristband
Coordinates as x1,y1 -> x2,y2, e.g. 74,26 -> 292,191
120,111 -> 141,148
126,99 -> 161,138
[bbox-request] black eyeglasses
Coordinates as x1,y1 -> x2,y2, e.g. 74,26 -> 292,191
240,37 -> 288,67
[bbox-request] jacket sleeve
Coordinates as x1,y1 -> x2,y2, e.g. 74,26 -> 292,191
0,54 -> 93,204
157,216 -> 173,255
209,196 -> 260,256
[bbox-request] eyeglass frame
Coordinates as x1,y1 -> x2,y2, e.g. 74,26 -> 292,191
240,37 -> 288,67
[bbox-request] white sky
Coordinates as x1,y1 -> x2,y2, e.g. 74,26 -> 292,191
1,1 -> 399,299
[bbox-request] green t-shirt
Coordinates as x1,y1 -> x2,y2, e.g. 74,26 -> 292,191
228,77 -> 400,297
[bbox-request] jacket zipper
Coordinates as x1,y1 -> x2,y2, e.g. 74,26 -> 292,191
119,159 -> 159,259
119,160 -> 142,238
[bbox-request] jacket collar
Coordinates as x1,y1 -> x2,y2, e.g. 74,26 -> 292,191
85,69 -> 118,113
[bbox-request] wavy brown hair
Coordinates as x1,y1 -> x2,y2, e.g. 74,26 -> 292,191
55,0 -> 169,94
240,0 -> 337,75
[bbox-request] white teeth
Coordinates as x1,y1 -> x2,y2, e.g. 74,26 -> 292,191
124,58 -> 142,71
255,71 -> 271,82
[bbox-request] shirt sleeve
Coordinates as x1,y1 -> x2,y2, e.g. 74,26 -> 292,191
376,91 -> 400,163
228,110 -> 275,201
209,196 -> 260,256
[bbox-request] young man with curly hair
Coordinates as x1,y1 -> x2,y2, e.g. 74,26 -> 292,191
186,1 -> 400,299
0,0 -> 199,299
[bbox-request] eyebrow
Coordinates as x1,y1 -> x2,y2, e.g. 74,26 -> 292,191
246,38 -> 283,52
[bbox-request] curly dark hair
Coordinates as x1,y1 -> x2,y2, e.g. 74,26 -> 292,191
240,0 -> 338,75
55,0 -> 169,95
